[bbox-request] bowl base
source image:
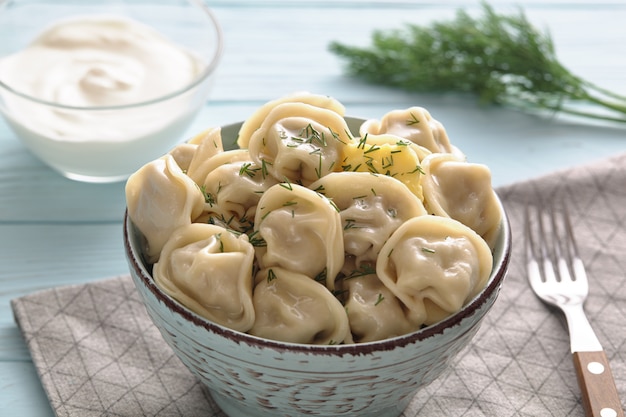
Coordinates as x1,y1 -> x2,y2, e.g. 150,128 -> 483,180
209,388 -> 410,417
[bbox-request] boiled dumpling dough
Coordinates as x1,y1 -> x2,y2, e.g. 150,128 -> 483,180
185,127 -> 225,185
196,152 -> 279,233
247,102 -> 352,186
167,126 -> 223,173
253,182 -> 344,290
126,154 -> 205,263
376,215 -> 493,326
359,106 -> 456,155
421,153 -> 502,249
250,267 -> 352,345
153,223 -> 255,332
310,172 -> 427,265
341,271 -> 420,343
237,92 -> 345,149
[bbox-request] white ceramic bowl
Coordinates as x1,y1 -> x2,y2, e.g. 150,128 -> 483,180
123,118 -> 512,417
0,0 -> 222,183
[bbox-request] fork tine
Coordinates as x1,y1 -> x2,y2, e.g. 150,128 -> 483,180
560,202 -> 579,257
524,204 -> 555,285
524,204 -> 543,286
523,204 -> 536,262
549,203 -> 573,283
536,205 -> 558,283
559,202 -> 590,286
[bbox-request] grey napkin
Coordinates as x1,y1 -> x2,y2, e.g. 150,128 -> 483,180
12,153 -> 626,417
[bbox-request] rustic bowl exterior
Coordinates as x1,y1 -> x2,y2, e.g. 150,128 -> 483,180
124,198 -> 511,417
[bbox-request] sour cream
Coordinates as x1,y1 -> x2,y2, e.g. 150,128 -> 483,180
0,15 -> 215,182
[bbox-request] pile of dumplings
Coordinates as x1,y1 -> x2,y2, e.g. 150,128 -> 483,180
126,92 -> 502,345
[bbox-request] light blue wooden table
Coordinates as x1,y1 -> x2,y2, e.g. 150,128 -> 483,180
1,1 -> 625,416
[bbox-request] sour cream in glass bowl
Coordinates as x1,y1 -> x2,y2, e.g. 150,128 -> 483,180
0,0 -> 223,183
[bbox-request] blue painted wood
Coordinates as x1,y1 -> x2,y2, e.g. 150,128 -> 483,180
1,1 -> 625,415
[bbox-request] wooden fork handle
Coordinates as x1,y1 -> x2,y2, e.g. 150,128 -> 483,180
573,350 -> 624,417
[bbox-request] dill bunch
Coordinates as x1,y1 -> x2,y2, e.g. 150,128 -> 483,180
329,3 -> 626,125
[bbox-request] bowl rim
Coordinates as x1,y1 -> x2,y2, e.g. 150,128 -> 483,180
0,0 -> 223,111
123,193 -> 512,356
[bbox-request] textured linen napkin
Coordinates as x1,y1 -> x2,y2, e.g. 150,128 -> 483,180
11,152 -> 626,417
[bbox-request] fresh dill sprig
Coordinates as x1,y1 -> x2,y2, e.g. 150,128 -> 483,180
329,2 -> 626,125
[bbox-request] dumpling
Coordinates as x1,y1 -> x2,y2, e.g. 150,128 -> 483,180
310,172 -> 427,265
126,154 -> 205,263
167,126 -> 223,173
376,215 -> 493,326
197,155 -> 279,234
341,272 -> 420,343
247,102 -> 353,186
340,133 -> 427,200
168,143 -> 197,172
250,267 -> 352,345
359,106 -> 455,155
253,182 -> 344,290
421,153 -> 502,249
185,127 -> 225,185
236,92 -> 346,149
189,149 -> 253,215
153,223 -> 255,333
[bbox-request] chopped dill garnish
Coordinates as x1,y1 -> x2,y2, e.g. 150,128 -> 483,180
247,230 -> 267,247
261,159 -> 271,178
381,155 -> 394,169
327,198 -> 340,213
410,165 -> 426,175
199,184 -> 216,206
375,293 -> 385,306
345,263 -> 376,279
314,153 -> 323,178
267,269 -> 277,283
239,162 -> 260,178
314,268 -> 328,283
357,135 -> 368,149
407,112 -> 420,126
214,233 -> 224,252
344,219 -> 359,230
363,144 -> 381,155
279,177 -> 293,190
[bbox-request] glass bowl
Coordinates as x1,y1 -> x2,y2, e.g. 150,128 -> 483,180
0,0 -> 223,183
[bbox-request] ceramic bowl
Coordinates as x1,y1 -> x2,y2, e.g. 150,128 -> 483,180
123,119 -> 512,417
0,0 -> 222,183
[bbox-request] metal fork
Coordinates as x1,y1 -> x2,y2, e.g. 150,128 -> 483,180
524,203 -> 624,417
